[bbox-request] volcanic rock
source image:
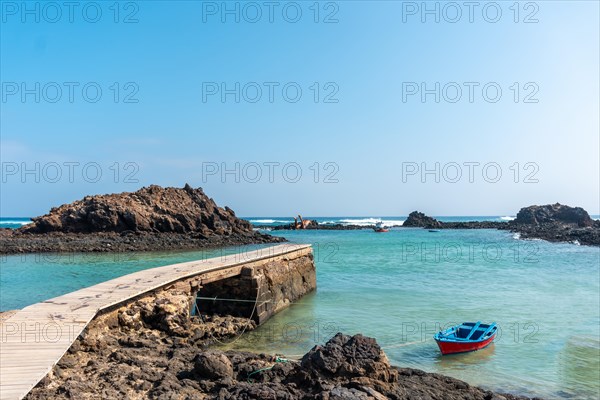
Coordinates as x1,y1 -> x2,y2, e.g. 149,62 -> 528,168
1,184 -> 284,253
512,203 -> 594,227
402,211 -> 443,228
20,184 -> 252,235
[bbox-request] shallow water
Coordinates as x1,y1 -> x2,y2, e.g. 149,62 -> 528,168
216,229 -> 600,399
1,227 -> 598,398
0,244 -> 272,311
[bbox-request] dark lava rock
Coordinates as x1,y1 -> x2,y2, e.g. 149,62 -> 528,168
301,333 -> 395,382
265,223 -> 371,231
506,204 -> 600,246
0,184 -> 285,254
402,211 -> 443,228
26,323 -> 538,400
403,205 -> 600,246
512,203 -> 594,227
20,183 -> 253,235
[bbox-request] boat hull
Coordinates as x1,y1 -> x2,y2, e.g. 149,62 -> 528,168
373,228 -> 389,232
435,333 -> 496,355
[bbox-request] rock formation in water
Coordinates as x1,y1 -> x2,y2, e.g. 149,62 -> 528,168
399,204 -> 599,246
511,203 -> 594,227
507,203 -> 599,245
402,211 -> 443,228
0,184 -> 284,254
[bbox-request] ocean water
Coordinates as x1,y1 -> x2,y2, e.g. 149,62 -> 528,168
220,228 -> 600,399
1,218 -> 599,398
0,217 -> 32,229
4,215 -> 599,229
245,215 -> 519,227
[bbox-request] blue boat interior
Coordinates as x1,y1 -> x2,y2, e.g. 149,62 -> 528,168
435,321 -> 497,342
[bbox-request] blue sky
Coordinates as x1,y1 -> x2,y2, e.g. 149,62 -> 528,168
1,1 -> 599,217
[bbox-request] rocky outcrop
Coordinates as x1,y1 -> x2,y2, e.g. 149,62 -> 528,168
507,204 -> 600,245
400,205 -> 599,246
402,211 -> 443,228
0,184 -> 284,253
512,203 -> 594,227
21,184 -> 252,235
26,328 -> 536,400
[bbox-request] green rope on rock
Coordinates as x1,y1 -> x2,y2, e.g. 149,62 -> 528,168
246,357 -> 290,383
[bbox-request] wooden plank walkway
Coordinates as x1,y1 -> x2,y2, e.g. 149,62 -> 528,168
0,243 -> 311,400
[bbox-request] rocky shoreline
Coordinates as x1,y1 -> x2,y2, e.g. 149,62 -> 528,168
401,205 -> 600,246
21,296 -> 539,400
0,230 -> 282,254
258,223 -> 372,231
258,204 -> 600,246
0,184 -> 284,254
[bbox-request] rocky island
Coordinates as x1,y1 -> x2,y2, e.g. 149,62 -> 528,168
0,184 -> 283,254
402,204 -> 600,246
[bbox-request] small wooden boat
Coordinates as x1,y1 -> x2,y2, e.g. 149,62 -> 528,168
373,221 -> 389,233
428,229 -> 440,232
434,321 -> 497,355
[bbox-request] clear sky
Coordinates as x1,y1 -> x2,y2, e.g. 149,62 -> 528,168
1,1 -> 598,217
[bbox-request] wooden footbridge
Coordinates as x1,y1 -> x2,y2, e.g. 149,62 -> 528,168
0,244 -> 311,400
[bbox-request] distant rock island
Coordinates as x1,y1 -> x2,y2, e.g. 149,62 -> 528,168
403,204 -> 600,246
258,204 -> 600,246
0,184 -> 283,254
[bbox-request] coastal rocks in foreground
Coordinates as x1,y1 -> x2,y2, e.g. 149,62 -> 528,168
24,258 -> 533,399
0,184 -> 284,254
26,319 -> 535,400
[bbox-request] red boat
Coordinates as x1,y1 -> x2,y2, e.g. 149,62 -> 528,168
434,322 -> 497,355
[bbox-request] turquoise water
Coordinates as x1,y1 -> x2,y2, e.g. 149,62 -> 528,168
1,221 -> 599,398
217,228 -> 600,399
0,217 -> 32,229
0,244 -> 272,311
